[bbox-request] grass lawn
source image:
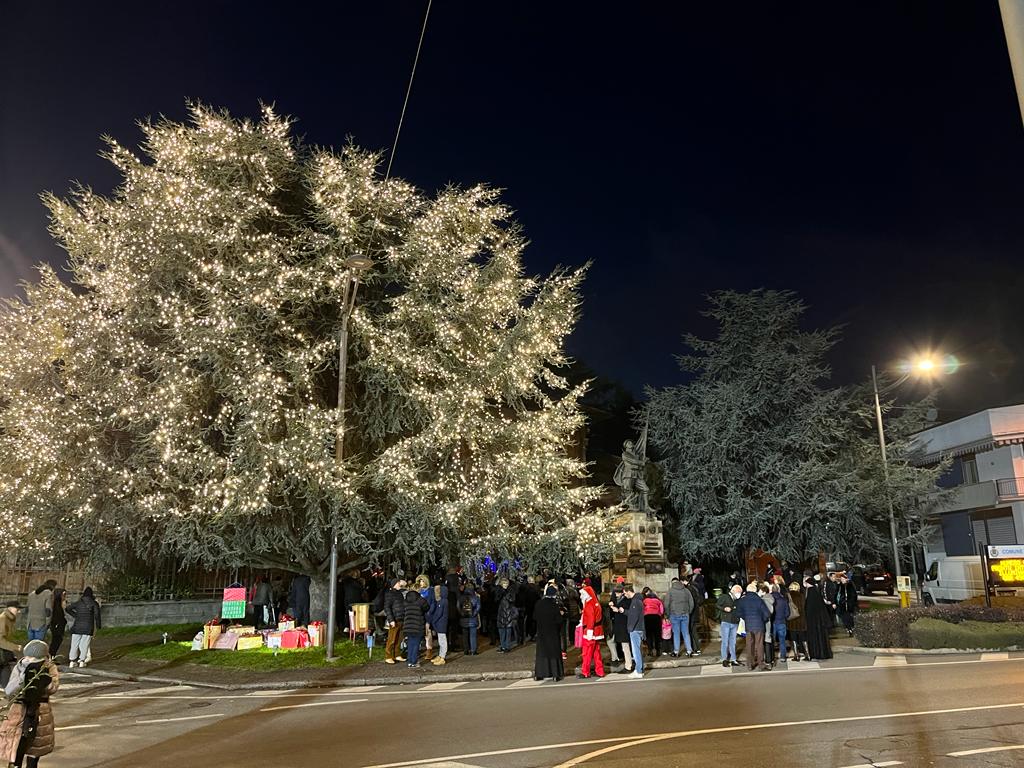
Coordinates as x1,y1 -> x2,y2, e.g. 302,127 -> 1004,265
121,638 -> 373,670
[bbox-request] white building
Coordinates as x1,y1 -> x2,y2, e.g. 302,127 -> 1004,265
913,405 -> 1024,563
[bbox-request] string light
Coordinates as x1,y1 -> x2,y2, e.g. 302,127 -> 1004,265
0,105 -> 621,572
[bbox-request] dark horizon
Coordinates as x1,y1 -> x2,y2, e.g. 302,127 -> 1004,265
2,3 -> 1022,416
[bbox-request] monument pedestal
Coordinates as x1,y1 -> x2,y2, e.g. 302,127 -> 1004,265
605,510 -> 676,596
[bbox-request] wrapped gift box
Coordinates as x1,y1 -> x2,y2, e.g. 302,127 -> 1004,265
280,629 -> 307,649
236,634 -> 264,651
203,621 -> 222,650
226,625 -> 257,635
278,620 -> 296,631
265,631 -> 284,649
306,622 -> 326,647
213,632 -> 239,650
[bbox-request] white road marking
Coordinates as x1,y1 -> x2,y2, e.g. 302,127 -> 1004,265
873,655 -> 908,666
507,678 -> 546,687
414,763 -> 487,768
55,724 -> 103,731
259,698 -> 368,712
135,713 -> 225,725
419,682 -> 467,691
980,652 -> 1009,661
60,681 -> 120,689
837,762 -> 903,768
948,744 -> 1024,757
361,700 -> 1024,768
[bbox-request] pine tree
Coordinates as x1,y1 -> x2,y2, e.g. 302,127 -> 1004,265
646,289 -> 941,565
0,106 -> 614,599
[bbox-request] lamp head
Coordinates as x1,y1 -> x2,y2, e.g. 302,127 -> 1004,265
343,253 -> 374,272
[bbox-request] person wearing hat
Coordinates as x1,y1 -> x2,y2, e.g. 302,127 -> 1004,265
577,584 -> 605,679
803,575 -> 833,660
0,639 -> 60,768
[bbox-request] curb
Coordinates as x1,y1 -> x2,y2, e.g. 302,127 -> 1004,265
68,655 -> 717,690
836,645 -> 1022,656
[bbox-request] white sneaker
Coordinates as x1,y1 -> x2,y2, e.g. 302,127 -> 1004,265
69,661 -> 78,668
628,670 -> 643,679
78,662 -> 87,668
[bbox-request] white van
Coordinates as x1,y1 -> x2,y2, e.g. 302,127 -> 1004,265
921,556 -> 986,604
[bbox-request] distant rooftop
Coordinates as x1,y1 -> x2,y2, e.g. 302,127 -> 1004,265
912,405 -> 1024,463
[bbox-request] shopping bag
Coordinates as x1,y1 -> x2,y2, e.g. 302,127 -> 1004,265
737,618 -> 746,637
661,619 -> 672,640
574,624 -> 584,648
213,632 -> 238,650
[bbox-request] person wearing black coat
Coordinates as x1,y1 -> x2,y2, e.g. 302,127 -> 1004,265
48,588 -> 67,659
609,587 -> 633,672
836,575 -> 858,636
425,585 -> 449,665
624,585 -> 646,678
402,589 -> 429,668
66,587 -> 101,668
683,577 -> 703,656
445,567 -> 463,650
383,579 -> 407,664
340,571 -> 365,631
496,580 -> 519,652
288,574 -> 311,628
532,585 -> 565,681
803,576 -> 834,660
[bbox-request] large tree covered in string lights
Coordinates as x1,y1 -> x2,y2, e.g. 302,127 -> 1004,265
0,105 -> 615,598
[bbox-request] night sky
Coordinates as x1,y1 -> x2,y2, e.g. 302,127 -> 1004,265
2,2 -> 1022,415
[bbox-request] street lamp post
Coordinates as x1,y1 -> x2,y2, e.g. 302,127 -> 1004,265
871,365 -> 903,593
326,254 -> 374,661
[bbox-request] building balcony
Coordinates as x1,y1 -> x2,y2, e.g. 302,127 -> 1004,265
997,477 -> 1024,501
929,481 -> 998,515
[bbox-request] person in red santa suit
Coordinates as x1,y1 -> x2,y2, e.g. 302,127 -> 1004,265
577,584 -> 606,679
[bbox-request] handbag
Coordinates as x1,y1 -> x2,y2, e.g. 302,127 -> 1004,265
574,624 -> 584,648
661,619 -> 672,640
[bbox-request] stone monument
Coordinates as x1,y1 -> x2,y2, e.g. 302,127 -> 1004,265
608,422 -> 675,595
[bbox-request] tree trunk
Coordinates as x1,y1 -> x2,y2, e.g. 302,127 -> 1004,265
309,573 -> 332,623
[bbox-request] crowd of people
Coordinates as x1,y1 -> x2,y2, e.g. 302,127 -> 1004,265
1,582 -> 103,768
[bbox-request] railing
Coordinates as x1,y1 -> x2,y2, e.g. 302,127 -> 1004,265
996,477 -> 1024,499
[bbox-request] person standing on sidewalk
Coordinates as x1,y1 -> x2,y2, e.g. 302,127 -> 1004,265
716,585 -> 741,668
65,588 -> 101,669
496,578 -> 519,653
641,587 -> 664,658
0,639 -> 60,768
47,589 -> 66,661
769,582 -> 791,663
401,586 -> 428,669
735,584 -> 771,671
664,577 -> 694,658
683,575 -> 703,656
786,581 -> 807,661
837,574 -> 858,636
1,601 -> 23,687
609,583 -> 633,673
533,584 -> 564,681
26,582 -> 56,644
459,584 -> 481,655
383,578 -> 407,665
426,583 -> 449,665
577,584 -> 605,679
624,584 -> 646,679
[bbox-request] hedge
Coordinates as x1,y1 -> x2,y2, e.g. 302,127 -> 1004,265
853,604 -> 1024,648
908,618 -> 1024,650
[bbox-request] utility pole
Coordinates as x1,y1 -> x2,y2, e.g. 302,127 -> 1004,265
999,0 -> 1024,127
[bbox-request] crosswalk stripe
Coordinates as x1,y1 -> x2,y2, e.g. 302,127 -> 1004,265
508,677 -> 545,687
980,652 -> 1009,661
948,744 -> 1024,757
419,682 -> 467,691
700,664 -> 733,675
789,661 -> 821,670
873,655 -> 908,666
837,761 -> 903,768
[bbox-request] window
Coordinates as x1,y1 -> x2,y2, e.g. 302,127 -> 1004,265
962,457 -> 979,484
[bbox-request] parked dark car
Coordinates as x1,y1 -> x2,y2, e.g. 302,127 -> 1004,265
854,563 -> 894,595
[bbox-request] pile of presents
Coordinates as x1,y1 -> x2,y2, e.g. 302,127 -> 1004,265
194,617 -> 327,651
190,588 -> 326,652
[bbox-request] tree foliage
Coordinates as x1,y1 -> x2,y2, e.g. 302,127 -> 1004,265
0,105 -> 616,577
646,289 -> 942,563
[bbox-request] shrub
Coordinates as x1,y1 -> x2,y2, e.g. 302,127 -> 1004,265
854,604 -> 1024,648
908,618 -> 1024,650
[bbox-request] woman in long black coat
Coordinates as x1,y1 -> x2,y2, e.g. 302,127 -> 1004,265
803,576 -> 833,660
533,585 -> 565,681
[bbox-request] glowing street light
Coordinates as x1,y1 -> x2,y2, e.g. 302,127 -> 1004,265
872,353 -> 955,607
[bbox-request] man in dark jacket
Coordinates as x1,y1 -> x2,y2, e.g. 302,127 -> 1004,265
426,584 -> 449,665
383,578 -> 407,664
836,574 -> 858,636
735,585 -> 771,671
609,585 -> 633,672
401,588 -> 428,668
664,578 -> 695,657
683,575 -> 703,656
624,584 -> 646,678
340,570 -> 364,632
445,567 -> 463,651
770,583 -> 791,661
288,574 -> 311,628
66,587 -> 102,668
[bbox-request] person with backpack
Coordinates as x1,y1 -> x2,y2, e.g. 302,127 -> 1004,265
401,586 -> 429,669
458,585 -> 481,655
0,639 -> 59,768
426,584 -> 449,666
64,588 -> 101,669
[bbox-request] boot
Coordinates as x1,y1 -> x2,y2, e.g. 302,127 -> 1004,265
424,647 -> 433,661
802,641 -> 811,661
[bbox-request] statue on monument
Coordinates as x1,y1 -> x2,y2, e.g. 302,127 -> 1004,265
614,422 -> 653,515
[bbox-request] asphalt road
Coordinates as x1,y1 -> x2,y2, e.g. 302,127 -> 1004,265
48,653 -> 1024,767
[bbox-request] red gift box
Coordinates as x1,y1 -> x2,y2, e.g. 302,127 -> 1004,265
281,629 -> 306,649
